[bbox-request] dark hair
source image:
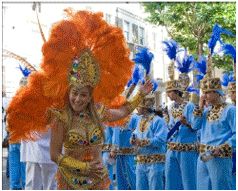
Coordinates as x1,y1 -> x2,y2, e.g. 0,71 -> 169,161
174,90 -> 183,97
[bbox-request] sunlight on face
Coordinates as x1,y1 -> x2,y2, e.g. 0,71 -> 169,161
69,86 -> 92,113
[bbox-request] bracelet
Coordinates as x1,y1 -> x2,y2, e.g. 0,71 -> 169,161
126,92 -> 145,113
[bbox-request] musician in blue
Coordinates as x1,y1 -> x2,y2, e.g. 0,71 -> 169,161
131,94 -> 168,190
165,80 -> 198,190
111,114 -> 138,190
193,77 -> 236,190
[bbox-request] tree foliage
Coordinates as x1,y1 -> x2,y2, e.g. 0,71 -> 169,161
142,2 -> 236,71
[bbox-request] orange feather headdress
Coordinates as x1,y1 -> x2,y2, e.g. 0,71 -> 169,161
7,9 -> 133,142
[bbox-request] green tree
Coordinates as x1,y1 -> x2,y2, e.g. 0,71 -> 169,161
142,2 -> 236,71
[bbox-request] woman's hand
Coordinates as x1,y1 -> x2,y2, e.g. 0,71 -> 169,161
86,160 -> 104,179
139,80 -> 153,96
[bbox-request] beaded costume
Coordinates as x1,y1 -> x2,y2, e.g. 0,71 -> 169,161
6,9 -> 150,190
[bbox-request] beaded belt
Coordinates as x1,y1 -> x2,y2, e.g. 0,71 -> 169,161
117,147 -> 136,155
136,154 -> 165,164
168,142 -> 198,152
199,143 -> 232,158
101,144 -> 113,152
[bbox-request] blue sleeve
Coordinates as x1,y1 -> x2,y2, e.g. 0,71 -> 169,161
148,117 -> 168,147
128,114 -> 138,131
191,106 -> 207,130
226,106 -> 236,149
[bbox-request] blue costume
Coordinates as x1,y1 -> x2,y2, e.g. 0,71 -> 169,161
102,127 -> 115,190
132,113 -> 168,190
193,103 -> 236,190
112,114 -> 138,190
165,101 -> 198,190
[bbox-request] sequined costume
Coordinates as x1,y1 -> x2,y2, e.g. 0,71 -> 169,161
6,9 -> 152,190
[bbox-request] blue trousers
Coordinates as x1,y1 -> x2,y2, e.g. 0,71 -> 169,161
136,162 -> 164,190
102,152 -> 114,190
116,155 -> 136,190
197,157 -> 232,190
165,150 -> 198,190
9,143 -> 26,190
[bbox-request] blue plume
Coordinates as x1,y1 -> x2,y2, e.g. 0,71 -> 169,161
222,43 -> 236,63
18,64 -> 31,77
221,72 -> 236,87
133,47 -> 154,75
208,24 -> 235,55
186,85 -> 200,95
151,79 -> 158,92
176,50 -> 194,73
221,72 -> 230,86
162,39 -> 179,60
127,65 -> 145,87
196,74 -> 205,83
194,56 -> 207,75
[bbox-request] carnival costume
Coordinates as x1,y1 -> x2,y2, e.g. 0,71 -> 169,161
163,40 -> 198,190
6,9 -> 150,190
193,24 -> 236,190
130,48 -> 168,190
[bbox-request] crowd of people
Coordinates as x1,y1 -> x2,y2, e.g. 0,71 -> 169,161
3,8 -> 236,190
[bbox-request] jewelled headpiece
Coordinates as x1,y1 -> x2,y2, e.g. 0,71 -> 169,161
69,49 -> 100,88
165,80 -> 183,92
200,77 -> 222,92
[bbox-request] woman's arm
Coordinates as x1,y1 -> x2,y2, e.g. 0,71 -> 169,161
50,119 -> 65,163
102,80 -> 153,122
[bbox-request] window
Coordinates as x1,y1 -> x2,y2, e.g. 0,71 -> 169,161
105,14 -> 111,24
123,20 -> 130,41
139,27 -> 145,45
132,24 -> 138,43
115,17 -> 123,29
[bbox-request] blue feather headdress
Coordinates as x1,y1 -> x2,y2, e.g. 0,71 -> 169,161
18,64 -> 31,77
194,56 -> 207,83
208,24 -> 235,55
162,39 -> 180,60
221,43 -> 236,64
221,72 -> 235,87
176,50 -> 194,74
127,64 -> 145,87
186,84 -> 200,95
133,47 -> 154,75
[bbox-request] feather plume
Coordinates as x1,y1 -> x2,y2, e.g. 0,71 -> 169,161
208,24 -> 234,55
221,72 -> 235,87
221,43 -> 236,63
176,50 -> 194,73
133,47 -> 154,75
18,65 -> 31,77
162,39 -> 179,60
186,85 -> 200,95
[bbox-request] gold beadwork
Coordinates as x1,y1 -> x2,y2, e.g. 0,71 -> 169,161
69,49 -> 100,88
136,154 -> 166,164
168,142 -> 198,152
207,103 -> 226,121
126,92 -> 145,113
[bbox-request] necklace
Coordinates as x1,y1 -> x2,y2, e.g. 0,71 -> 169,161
139,114 -> 154,133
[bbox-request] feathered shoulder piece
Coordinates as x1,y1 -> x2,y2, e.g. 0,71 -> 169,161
132,47 -> 154,75
162,39 -> 179,60
208,24 -> 234,55
176,50 -> 194,74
